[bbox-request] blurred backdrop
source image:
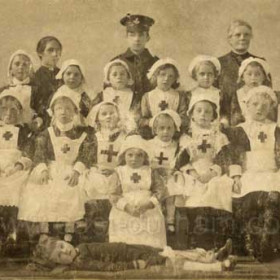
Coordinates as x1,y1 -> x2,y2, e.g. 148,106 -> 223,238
0,0 -> 279,95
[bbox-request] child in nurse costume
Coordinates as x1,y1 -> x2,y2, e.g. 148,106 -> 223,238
84,101 -> 126,241
55,59 -> 92,125
109,135 -> 167,249
0,91 -> 34,244
225,86 -> 280,262
173,93 -> 235,250
148,110 -> 181,233
18,90 -> 96,243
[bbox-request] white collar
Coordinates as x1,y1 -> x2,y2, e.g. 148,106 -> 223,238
55,121 -> 74,132
154,136 -> 174,147
12,77 -> 30,86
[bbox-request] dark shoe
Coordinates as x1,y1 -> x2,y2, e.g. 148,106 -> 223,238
216,238 -> 232,261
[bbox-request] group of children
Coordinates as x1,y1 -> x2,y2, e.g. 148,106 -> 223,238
0,13 -> 279,272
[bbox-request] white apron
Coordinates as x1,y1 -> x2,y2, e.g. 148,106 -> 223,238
149,88 -> 180,116
84,131 -> 125,200
109,166 -> 167,249
234,121 -> 280,198
174,130 -> 233,212
0,126 -> 29,206
19,127 -> 86,222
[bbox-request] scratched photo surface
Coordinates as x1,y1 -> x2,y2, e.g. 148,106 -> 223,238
0,0 -> 280,279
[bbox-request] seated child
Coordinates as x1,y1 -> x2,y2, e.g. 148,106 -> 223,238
92,59 -> 138,133
172,94 -> 234,250
31,36 -> 62,128
18,90 -> 96,243
109,135 -> 167,249
230,57 -> 272,126
148,110 -> 181,232
0,91 -> 34,244
83,101 -> 126,241
1,50 -> 42,128
225,86 -> 280,262
55,59 -> 92,125
188,55 -> 226,125
140,58 -> 188,138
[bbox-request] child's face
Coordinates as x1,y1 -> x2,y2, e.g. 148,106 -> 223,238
63,65 -> 83,89
53,98 -> 76,124
154,115 -> 176,142
247,94 -> 272,122
192,101 -> 214,128
40,40 -> 61,68
125,148 -> 146,169
49,240 -> 77,265
156,67 -> 177,91
195,63 -> 215,89
229,25 -> 252,53
97,104 -> 119,129
127,31 -> 149,53
0,99 -> 21,125
109,65 -> 130,90
242,65 -> 265,88
10,54 -> 31,81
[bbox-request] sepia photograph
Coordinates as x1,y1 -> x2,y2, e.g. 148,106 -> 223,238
0,0 -> 279,279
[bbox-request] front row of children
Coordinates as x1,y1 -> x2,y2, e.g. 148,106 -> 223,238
0,80 -> 279,265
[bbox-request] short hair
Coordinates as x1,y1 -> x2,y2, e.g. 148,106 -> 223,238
227,19 -> 253,39
0,96 -> 23,111
36,36 -> 62,59
189,101 -> 218,121
191,61 -> 219,80
150,64 -> 180,89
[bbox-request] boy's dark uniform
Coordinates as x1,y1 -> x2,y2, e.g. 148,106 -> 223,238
111,14 -> 159,108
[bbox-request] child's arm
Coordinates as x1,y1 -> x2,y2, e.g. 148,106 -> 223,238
139,92 -> 152,128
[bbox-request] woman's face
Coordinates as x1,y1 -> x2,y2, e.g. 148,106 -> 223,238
0,99 -> 21,125
53,98 -> 77,124
125,148 -> 146,169
97,104 -> 119,129
10,54 -> 31,81
40,40 -> 61,68
49,240 -> 77,265
63,65 -> 83,89
228,25 -> 252,53
191,101 -> 214,128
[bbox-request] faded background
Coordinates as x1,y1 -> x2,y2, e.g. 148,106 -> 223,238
0,0 -> 280,95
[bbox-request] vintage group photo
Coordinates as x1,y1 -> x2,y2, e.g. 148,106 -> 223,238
0,0 -> 279,278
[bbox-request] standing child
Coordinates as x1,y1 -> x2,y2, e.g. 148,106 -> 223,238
172,94 -> 234,250
225,86 -> 280,262
188,55 -> 226,125
18,91 -> 96,243
0,91 -> 34,245
54,59 -> 92,126
112,14 -> 159,109
230,57 -> 272,126
140,58 -> 188,138
92,59 -> 138,132
148,110 -> 181,233
84,101 -> 126,241
31,36 -> 62,128
109,135 -> 167,249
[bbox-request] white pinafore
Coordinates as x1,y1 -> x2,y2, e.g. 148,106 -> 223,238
109,165 -> 167,249
0,125 -> 29,206
19,127 -> 86,222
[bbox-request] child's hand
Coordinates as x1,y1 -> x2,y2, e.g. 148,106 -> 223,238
40,170 -> 50,185
99,168 -> 114,177
124,204 -> 140,217
65,170 -> 80,187
137,201 -> 154,215
232,176 -> 242,194
4,163 -> 23,177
